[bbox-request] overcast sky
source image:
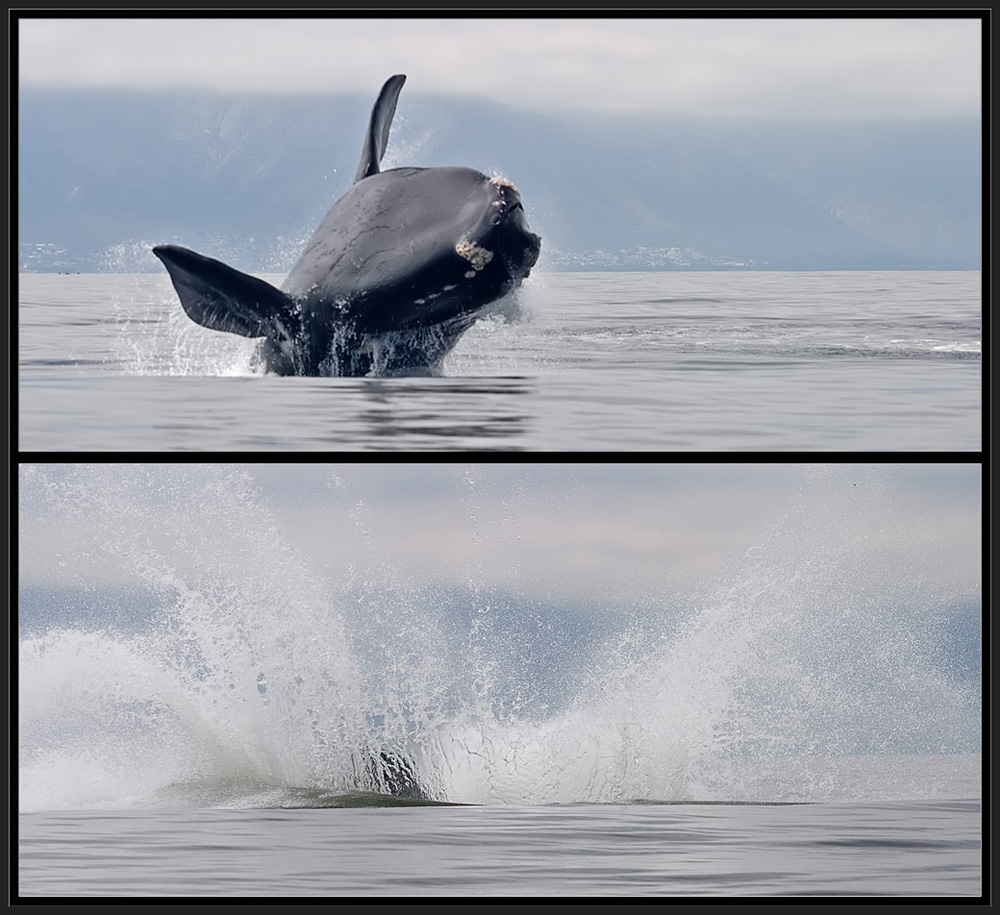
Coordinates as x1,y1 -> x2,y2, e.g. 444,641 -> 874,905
18,17 -> 981,119
19,463 -> 980,612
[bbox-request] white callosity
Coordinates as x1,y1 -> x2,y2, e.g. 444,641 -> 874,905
455,240 -> 494,279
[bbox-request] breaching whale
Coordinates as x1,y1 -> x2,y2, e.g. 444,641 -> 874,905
153,74 -> 541,376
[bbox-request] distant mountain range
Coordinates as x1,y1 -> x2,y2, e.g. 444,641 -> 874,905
18,88 -> 981,272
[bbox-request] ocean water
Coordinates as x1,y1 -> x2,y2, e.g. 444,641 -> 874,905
18,797 -> 983,897
18,465 -> 982,896
18,270 -> 980,452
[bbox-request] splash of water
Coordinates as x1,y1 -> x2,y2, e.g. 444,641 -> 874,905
18,465 -> 979,810
108,276 -> 263,377
20,467 -> 365,807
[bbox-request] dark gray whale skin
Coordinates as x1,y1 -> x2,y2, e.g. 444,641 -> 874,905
152,74 -> 541,376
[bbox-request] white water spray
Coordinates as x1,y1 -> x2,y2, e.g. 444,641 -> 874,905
19,465 -> 979,810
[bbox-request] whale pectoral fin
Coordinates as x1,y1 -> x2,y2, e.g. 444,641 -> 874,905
353,74 -> 406,183
152,244 -> 298,340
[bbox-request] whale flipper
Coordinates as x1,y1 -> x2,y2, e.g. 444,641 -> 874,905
152,244 -> 299,340
353,74 -> 406,183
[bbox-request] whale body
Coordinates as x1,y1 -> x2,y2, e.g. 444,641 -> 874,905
153,74 -> 541,376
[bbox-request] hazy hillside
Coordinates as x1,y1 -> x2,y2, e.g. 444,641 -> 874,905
18,88 -> 981,272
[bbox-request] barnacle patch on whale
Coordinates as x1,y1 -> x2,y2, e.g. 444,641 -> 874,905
455,240 -> 494,275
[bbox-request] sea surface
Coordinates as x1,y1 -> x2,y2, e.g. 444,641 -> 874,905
18,270 -> 980,452
18,791 -> 983,897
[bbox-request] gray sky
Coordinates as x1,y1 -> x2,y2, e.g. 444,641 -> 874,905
19,463 -> 980,611
18,17 -> 981,118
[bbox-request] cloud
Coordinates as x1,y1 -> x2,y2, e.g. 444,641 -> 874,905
19,464 -> 980,614
17,17 -> 981,118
